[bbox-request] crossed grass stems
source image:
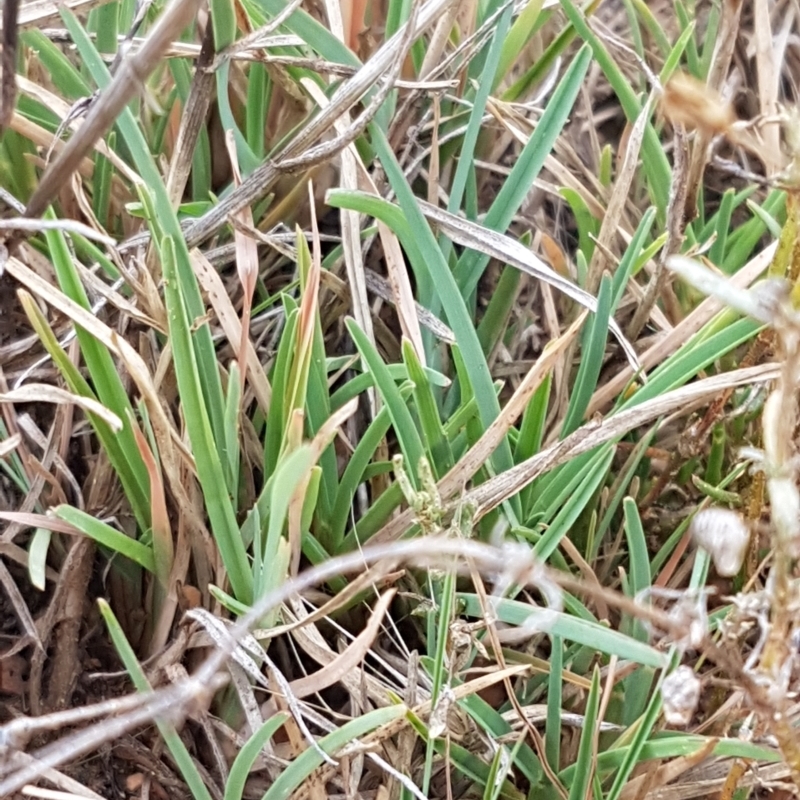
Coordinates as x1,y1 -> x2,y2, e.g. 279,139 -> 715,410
4,0 -> 800,796
0,534 -> 762,795
5,365 -> 800,798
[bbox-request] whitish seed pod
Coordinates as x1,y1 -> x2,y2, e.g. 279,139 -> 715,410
661,666 -> 701,726
689,508 -> 750,577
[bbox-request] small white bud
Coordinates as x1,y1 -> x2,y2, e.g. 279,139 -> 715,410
690,508 -> 750,577
661,666 -> 701,726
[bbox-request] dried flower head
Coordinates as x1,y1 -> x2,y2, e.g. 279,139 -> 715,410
661,665 -> 701,727
662,72 -> 736,137
690,508 -> 750,577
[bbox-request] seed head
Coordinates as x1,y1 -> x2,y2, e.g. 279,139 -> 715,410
689,508 -> 750,577
661,665 -> 701,726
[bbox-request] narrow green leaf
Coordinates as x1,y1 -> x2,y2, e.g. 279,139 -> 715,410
447,4 -> 513,216
532,446 -> 615,560
347,319 -> 426,488
458,593 -> 667,668
453,46 -> 593,298
329,402 -> 399,550
496,0 -> 545,83
225,714 -> 290,800
545,635 -> 563,774
566,667 -> 601,800
55,506 -> 155,573
263,706 -> 406,800
97,600 -> 215,800
561,274 -> 612,437
403,340 -> 453,476
159,233 -> 252,603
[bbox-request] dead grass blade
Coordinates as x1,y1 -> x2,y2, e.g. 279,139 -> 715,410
190,249 -> 272,413
586,97 -> 652,293
0,557 -> 40,652
295,80 -> 428,361
10,262 -> 195,548
9,752 -> 106,800
0,534 -> 723,796
1,0 -> 102,29
0,385 -> 122,431
312,0 -> 377,377
627,123 -> 689,340
753,0 -> 780,174
16,73 -> 141,183
363,268 -> 454,344
417,199 -> 641,371
38,538 -> 95,713
0,218 -> 114,244
282,595 -> 408,709
681,0 -> 744,219
436,311 -> 584,500
224,129 -> 260,386
165,22 -> 215,206
252,565 -> 404,641
288,590 -> 395,699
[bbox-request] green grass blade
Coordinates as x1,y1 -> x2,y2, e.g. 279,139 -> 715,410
621,497 -> 654,724
225,713 -> 290,800
257,446 -> 312,602
496,0 -> 545,84
55,506 -> 155,573
477,265 -> 522,357
532,446 -> 615,559
159,232 -> 252,603
453,46 -> 593,298
545,635 -> 563,774
447,3 -> 512,217
458,594 -> 667,668
329,404 -> 398,550
402,340 -> 453,476
97,600 -> 215,800
561,275 -> 612,437
566,667 -> 601,800
347,319 -> 426,488
263,706 -> 406,800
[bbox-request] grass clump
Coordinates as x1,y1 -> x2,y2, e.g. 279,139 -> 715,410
0,1 -> 799,799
